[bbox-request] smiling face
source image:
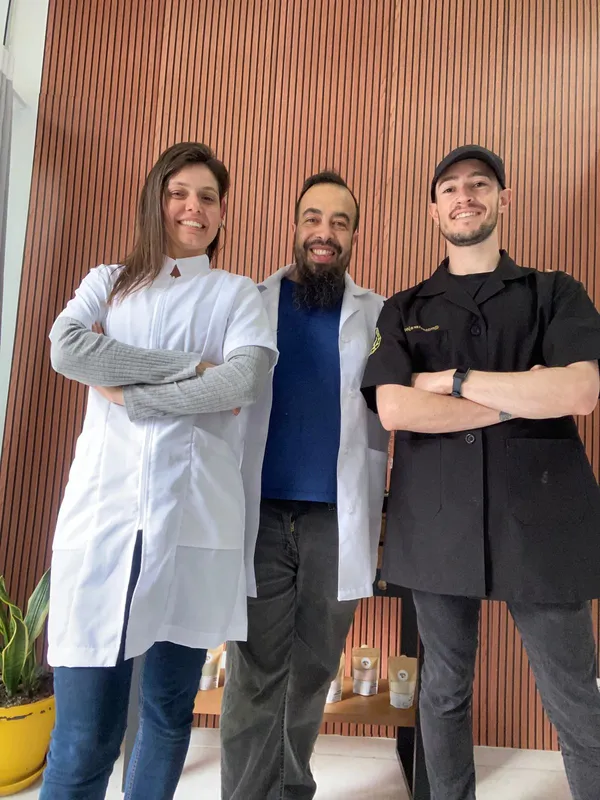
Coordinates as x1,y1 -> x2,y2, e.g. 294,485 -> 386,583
291,181 -> 358,308
293,182 -> 358,274
162,163 -> 226,259
429,158 -> 511,247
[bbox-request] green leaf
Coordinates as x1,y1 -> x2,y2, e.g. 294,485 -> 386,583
2,614 -> 29,695
20,650 -> 40,694
0,578 -> 9,644
24,569 -> 50,649
0,576 -> 23,621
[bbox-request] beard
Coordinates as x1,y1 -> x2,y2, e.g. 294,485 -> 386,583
439,207 -> 498,247
292,237 -> 349,309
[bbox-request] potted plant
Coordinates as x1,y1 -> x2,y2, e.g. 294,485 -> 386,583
0,570 -> 54,796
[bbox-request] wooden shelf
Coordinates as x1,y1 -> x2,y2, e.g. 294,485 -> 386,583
194,676 -> 415,728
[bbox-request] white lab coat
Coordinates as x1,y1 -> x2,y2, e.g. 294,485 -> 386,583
47,255 -> 278,667
240,266 -> 389,602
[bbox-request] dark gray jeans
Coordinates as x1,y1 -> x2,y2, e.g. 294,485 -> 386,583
220,499 -> 358,800
412,590 -> 600,800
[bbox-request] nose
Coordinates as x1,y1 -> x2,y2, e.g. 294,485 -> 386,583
315,220 -> 335,240
186,194 -> 202,213
455,185 -> 475,204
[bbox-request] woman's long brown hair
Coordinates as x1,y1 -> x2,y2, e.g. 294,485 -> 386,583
109,142 -> 230,303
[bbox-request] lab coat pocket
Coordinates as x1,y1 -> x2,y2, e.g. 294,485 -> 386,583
507,439 -> 588,527
52,429 -> 104,550
180,427 -> 245,550
367,448 -> 388,518
390,437 -> 442,521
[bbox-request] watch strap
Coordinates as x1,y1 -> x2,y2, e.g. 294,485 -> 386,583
451,368 -> 470,398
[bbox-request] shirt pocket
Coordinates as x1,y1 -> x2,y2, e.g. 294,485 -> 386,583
506,439 -> 589,526
407,330 -> 451,372
389,437 -> 442,522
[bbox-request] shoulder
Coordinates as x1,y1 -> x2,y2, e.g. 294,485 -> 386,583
381,284 -> 423,313
209,269 -> 258,293
522,267 -> 587,300
362,288 -> 386,306
88,263 -> 123,284
74,263 -> 124,296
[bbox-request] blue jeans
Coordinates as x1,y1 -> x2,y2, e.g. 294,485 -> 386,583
40,641 -> 207,799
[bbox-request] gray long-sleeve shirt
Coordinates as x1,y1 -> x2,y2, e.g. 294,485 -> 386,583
50,317 -> 272,422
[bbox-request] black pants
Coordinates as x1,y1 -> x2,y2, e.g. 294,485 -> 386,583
221,500 -> 358,800
413,590 -> 600,800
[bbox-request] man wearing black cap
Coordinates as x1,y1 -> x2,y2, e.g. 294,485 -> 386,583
362,145 -> 600,800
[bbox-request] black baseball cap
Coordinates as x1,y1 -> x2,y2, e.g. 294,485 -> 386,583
430,145 -> 506,202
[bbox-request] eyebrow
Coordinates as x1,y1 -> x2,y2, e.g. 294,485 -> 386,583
438,170 -> 494,186
169,181 -> 218,193
302,207 -> 352,223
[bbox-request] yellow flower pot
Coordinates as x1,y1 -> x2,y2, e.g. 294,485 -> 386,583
0,695 -> 55,795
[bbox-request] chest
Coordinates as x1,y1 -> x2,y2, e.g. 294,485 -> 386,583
403,285 -> 550,372
276,294 -> 342,373
105,272 -> 232,357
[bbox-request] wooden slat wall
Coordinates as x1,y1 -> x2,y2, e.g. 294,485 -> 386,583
1,0 -> 598,748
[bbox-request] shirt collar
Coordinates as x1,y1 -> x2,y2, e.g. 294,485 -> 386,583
417,250 -> 528,298
162,254 -> 211,279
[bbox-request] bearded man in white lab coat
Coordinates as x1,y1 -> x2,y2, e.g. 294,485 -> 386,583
220,171 -> 389,800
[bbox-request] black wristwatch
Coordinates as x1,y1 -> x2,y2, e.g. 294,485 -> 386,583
451,367 -> 471,398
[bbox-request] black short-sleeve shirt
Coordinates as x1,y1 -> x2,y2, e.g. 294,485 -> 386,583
361,251 -> 600,602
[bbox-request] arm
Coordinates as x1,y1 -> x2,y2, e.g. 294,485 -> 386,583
460,362 -> 599,418
362,297 -> 504,434
121,346 -> 273,421
50,317 -> 203,387
376,384 -> 505,433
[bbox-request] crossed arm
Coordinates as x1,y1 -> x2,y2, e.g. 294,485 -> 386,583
376,362 -> 599,434
51,317 -> 272,420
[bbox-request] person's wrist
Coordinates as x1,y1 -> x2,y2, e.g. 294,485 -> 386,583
451,367 -> 471,397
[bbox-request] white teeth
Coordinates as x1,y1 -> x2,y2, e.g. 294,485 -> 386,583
312,248 -> 333,256
454,211 -> 478,219
180,220 -> 204,229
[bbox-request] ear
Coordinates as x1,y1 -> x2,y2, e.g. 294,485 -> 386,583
352,229 -> 359,248
220,198 -> 227,220
429,203 -> 440,226
498,188 -> 512,214
292,222 -> 297,237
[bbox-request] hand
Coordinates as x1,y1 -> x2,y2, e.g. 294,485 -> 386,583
530,364 -> 547,371
94,385 -> 125,405
92,322 -> 104,335
196,361 -> 216,374
412,370 -> 454,395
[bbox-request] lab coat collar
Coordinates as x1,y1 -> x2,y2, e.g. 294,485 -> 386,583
162,254 -> 211,279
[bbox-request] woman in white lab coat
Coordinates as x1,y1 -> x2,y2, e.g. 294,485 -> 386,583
40,142 -> 277,800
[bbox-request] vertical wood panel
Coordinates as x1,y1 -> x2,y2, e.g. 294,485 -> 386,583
0,0 -> 598,748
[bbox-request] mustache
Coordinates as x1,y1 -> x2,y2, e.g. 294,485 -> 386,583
303,237 -> 342,256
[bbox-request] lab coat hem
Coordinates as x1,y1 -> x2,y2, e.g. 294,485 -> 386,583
154,623 -> 248,650
337,582 -> 376,601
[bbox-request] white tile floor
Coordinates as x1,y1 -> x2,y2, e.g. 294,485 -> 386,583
21,729 -> 572,799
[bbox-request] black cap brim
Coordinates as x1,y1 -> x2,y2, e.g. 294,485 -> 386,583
431,145 -> 506,202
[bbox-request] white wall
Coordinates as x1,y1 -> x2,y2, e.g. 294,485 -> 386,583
0,0 -> 49,440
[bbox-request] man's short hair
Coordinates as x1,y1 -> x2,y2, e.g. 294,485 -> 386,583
295,171 -> 360,231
